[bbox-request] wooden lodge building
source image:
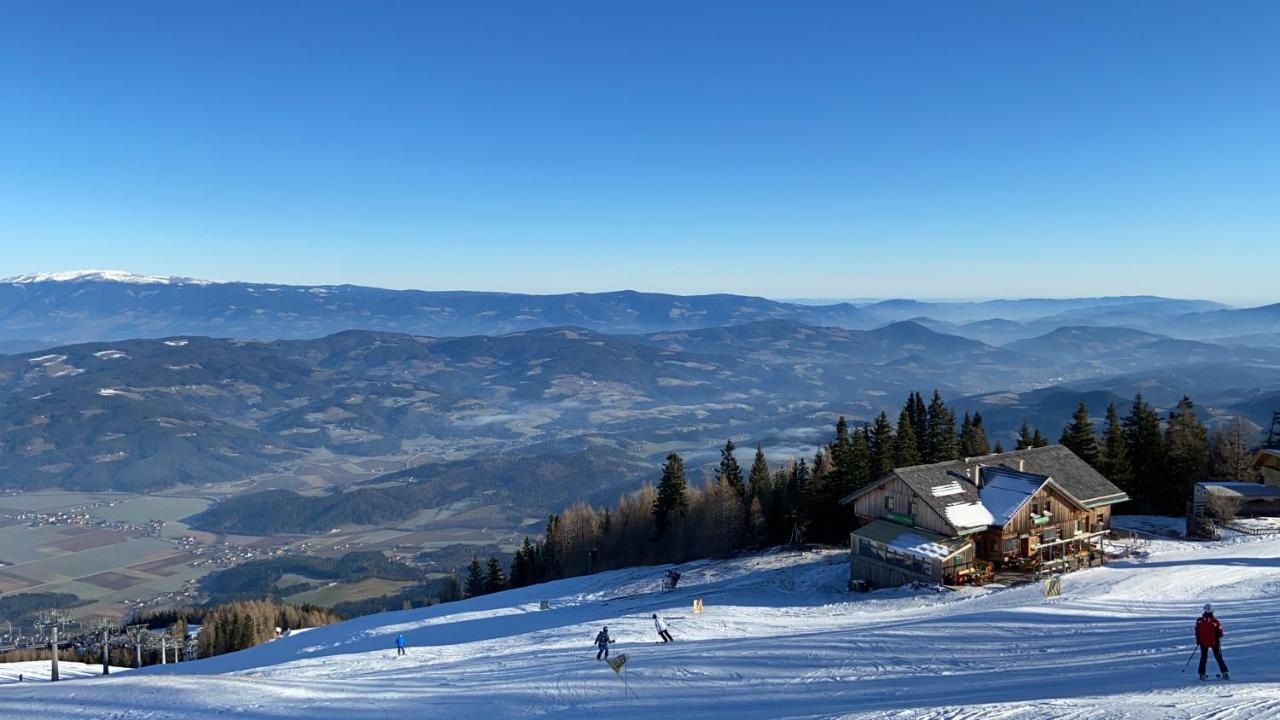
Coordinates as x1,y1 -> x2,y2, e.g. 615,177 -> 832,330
840,445 -> 1129,588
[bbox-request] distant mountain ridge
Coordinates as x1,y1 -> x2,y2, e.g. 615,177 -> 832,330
3,271 -> 1271,350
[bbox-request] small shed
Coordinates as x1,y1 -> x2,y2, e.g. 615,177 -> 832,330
1194,481 -> 1280,518
850,519 -> 974,588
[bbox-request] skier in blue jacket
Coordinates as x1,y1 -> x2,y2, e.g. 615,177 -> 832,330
395,633 -> 407,656
595,627 -> 614,660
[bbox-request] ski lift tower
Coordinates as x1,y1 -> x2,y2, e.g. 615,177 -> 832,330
95,620 -> 120,675
33,610 -> 71,682
125,624 -> 150,669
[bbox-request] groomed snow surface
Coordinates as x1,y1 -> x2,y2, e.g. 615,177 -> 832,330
4,520 -> 1279,719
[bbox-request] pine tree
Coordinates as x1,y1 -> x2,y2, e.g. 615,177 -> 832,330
849,425 -> 872,489
1164,396 -> 1208,515
908,391 -> 929,459
465,557 -> 487,597
715,439 -> 745,499
1015,421 -> 1035,450
539,515 -> 562,579
1059,402 -> 1100,468
1123,393 -> 1165,514
652,453 -> 689,539
1100,403 -> 1132,492
509,537 -> 536,588
993,439 -> 1005,453
830,417 -> 854,487
485,556 -> 509,592
894,408 -> 921,468
925,390 -> 958,462
748,445 -> 770,496
972,412 -> 991,455
868,412 -> 895,481
1031,428 -> 1048,448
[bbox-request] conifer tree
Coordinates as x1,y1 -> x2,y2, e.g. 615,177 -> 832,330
652,453 -> 689,539
868,412 -> 896,481
971,412 -> 991,455
748,445 -> 770,495
894,409 -> 921,468
1164,396 -> 1208,515
1122,393 -> 1165,513
539,515 -> 562,579
993,439 -> 1005,453
509,537 -> 536,588
1015,421 -> 1035,450
849,425 -> 872,489
465,557 -> 487,597
925,390 -> 958,462
908,391 -> 929,459
1059,402 -> 1100,468
1031,428 -> 1048,448
830,417 -> 854,487
958,411 -> 991,457
485,556 -> 508,593
715,439 -> 745,499
1100,403 -> 1132,491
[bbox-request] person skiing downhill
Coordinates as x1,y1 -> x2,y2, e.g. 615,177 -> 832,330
1195,604 -> 1229,680
653,613 -> 673,643
595,626 -> 614,660
395,633 -> 407,656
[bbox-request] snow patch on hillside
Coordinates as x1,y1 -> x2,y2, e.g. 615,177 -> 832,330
3,528 -> 1280,718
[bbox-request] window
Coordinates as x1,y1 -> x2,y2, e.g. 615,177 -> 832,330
1075,519 -> 1084,534
1042,528 -> 1059,542
1030,500 -> 1040,515
908,498 -> 918,517
1002,538 -> 1016,554
1096,513 -> 1104,526
885,497 -> 895,512
1044,499 -> 1052,515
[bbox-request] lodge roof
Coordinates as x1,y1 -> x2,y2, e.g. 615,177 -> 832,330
841,445 -> 1130,535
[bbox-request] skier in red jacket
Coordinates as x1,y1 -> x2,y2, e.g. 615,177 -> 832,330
1195,604 -> 1229,680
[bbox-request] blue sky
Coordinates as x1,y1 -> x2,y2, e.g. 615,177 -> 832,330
1,1 -> 1277,304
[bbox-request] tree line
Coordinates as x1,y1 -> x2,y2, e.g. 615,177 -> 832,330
1057,394 -> 1253,515
466,390 -> 1258,599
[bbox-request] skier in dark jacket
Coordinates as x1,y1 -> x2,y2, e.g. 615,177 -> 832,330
1195,604 -> 1228,680
395,633 -> 407,656
595,626 -> 614,660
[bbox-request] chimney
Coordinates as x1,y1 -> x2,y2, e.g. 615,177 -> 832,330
973,464 -> 983,488
1018,459 -> 1025,472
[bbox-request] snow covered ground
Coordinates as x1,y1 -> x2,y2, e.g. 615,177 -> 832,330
0,661 -> 129,684
2,522 -> 1279,719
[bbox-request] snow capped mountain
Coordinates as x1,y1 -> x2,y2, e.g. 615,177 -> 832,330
2,269 -> 218,285
2,523 -> 1278,719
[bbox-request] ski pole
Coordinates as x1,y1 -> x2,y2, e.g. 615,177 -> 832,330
1182,646 -> 1197,672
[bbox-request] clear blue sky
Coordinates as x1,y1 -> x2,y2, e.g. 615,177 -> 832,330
1,1 -> 1277,304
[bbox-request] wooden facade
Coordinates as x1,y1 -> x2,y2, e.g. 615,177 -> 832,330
849,476 -> 953,536
971,483 -> 1112,572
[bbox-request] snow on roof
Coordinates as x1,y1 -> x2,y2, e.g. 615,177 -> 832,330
930,482 -> 964,497
3,269 -> 218,285
1199,482 -> 1280,499
888,532 -> 957,560
853,519 -> 970,560
943,501 -> 995,532
979,467 -> 1050,526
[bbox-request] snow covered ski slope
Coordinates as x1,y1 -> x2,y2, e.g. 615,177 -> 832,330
3,526 -> 1279,719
